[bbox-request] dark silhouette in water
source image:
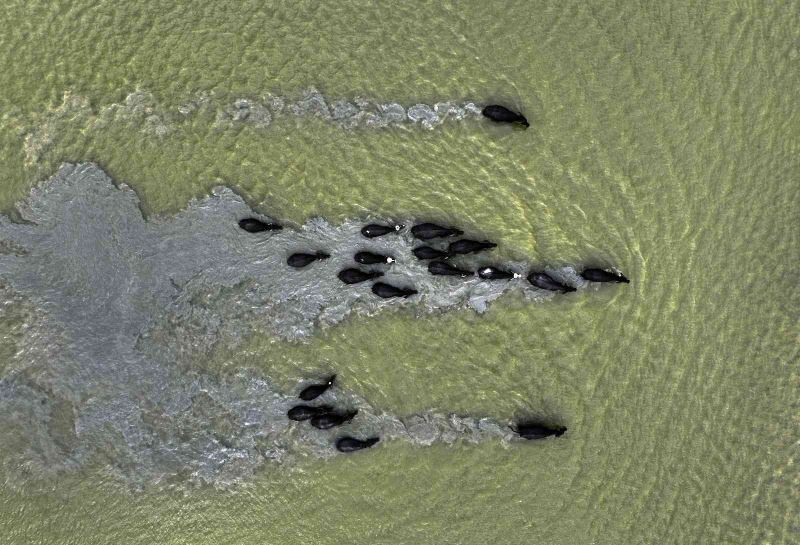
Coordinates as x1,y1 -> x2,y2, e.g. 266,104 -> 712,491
371,282 -> 417,299
527,272 -> 576,293
448,239 -> 497,255
581,268 -> 630,283
513,421 -> 567,440
478,266 -> 520,280
287,252 -> 330,268
361,224 -> 403,238
335,436 -> 380,453
287,405 -> 333,421
238,218 -> 282,233
411,223 -> 464,240
299,375 -> 336,401
338,268 -> 384,285
354,251 -> 395,265
428,261 -> 472,277
482,105 -> 529,128
412,246 -> 450,260
310,410 -> 358,430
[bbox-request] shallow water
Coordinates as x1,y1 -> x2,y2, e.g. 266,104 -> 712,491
0,1 -> 797,544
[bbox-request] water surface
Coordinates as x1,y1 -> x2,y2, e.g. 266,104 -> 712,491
0,1 -> 796,544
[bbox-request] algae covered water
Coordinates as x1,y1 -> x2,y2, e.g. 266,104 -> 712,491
0,1 -> 797,544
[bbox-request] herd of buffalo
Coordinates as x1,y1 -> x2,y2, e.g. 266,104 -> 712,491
286,374 -> 567,453
239,216 -> 629,298
237,105 -> 628,453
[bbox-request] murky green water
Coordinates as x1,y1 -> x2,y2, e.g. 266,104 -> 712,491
0,1 -> 797,543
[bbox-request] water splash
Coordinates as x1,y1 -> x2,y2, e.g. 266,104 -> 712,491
0,163 -> 576,489
18,88 -> 485,167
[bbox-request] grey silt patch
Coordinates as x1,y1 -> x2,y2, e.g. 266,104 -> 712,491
0,163 -> 576,488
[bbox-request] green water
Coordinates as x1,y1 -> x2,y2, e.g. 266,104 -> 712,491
0,1 -> 798,543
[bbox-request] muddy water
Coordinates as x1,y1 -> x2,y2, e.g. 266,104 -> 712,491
0,1 -> 796,544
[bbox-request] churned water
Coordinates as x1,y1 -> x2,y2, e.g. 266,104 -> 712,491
0,1 -> 797,544
0,162 -> 581,488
